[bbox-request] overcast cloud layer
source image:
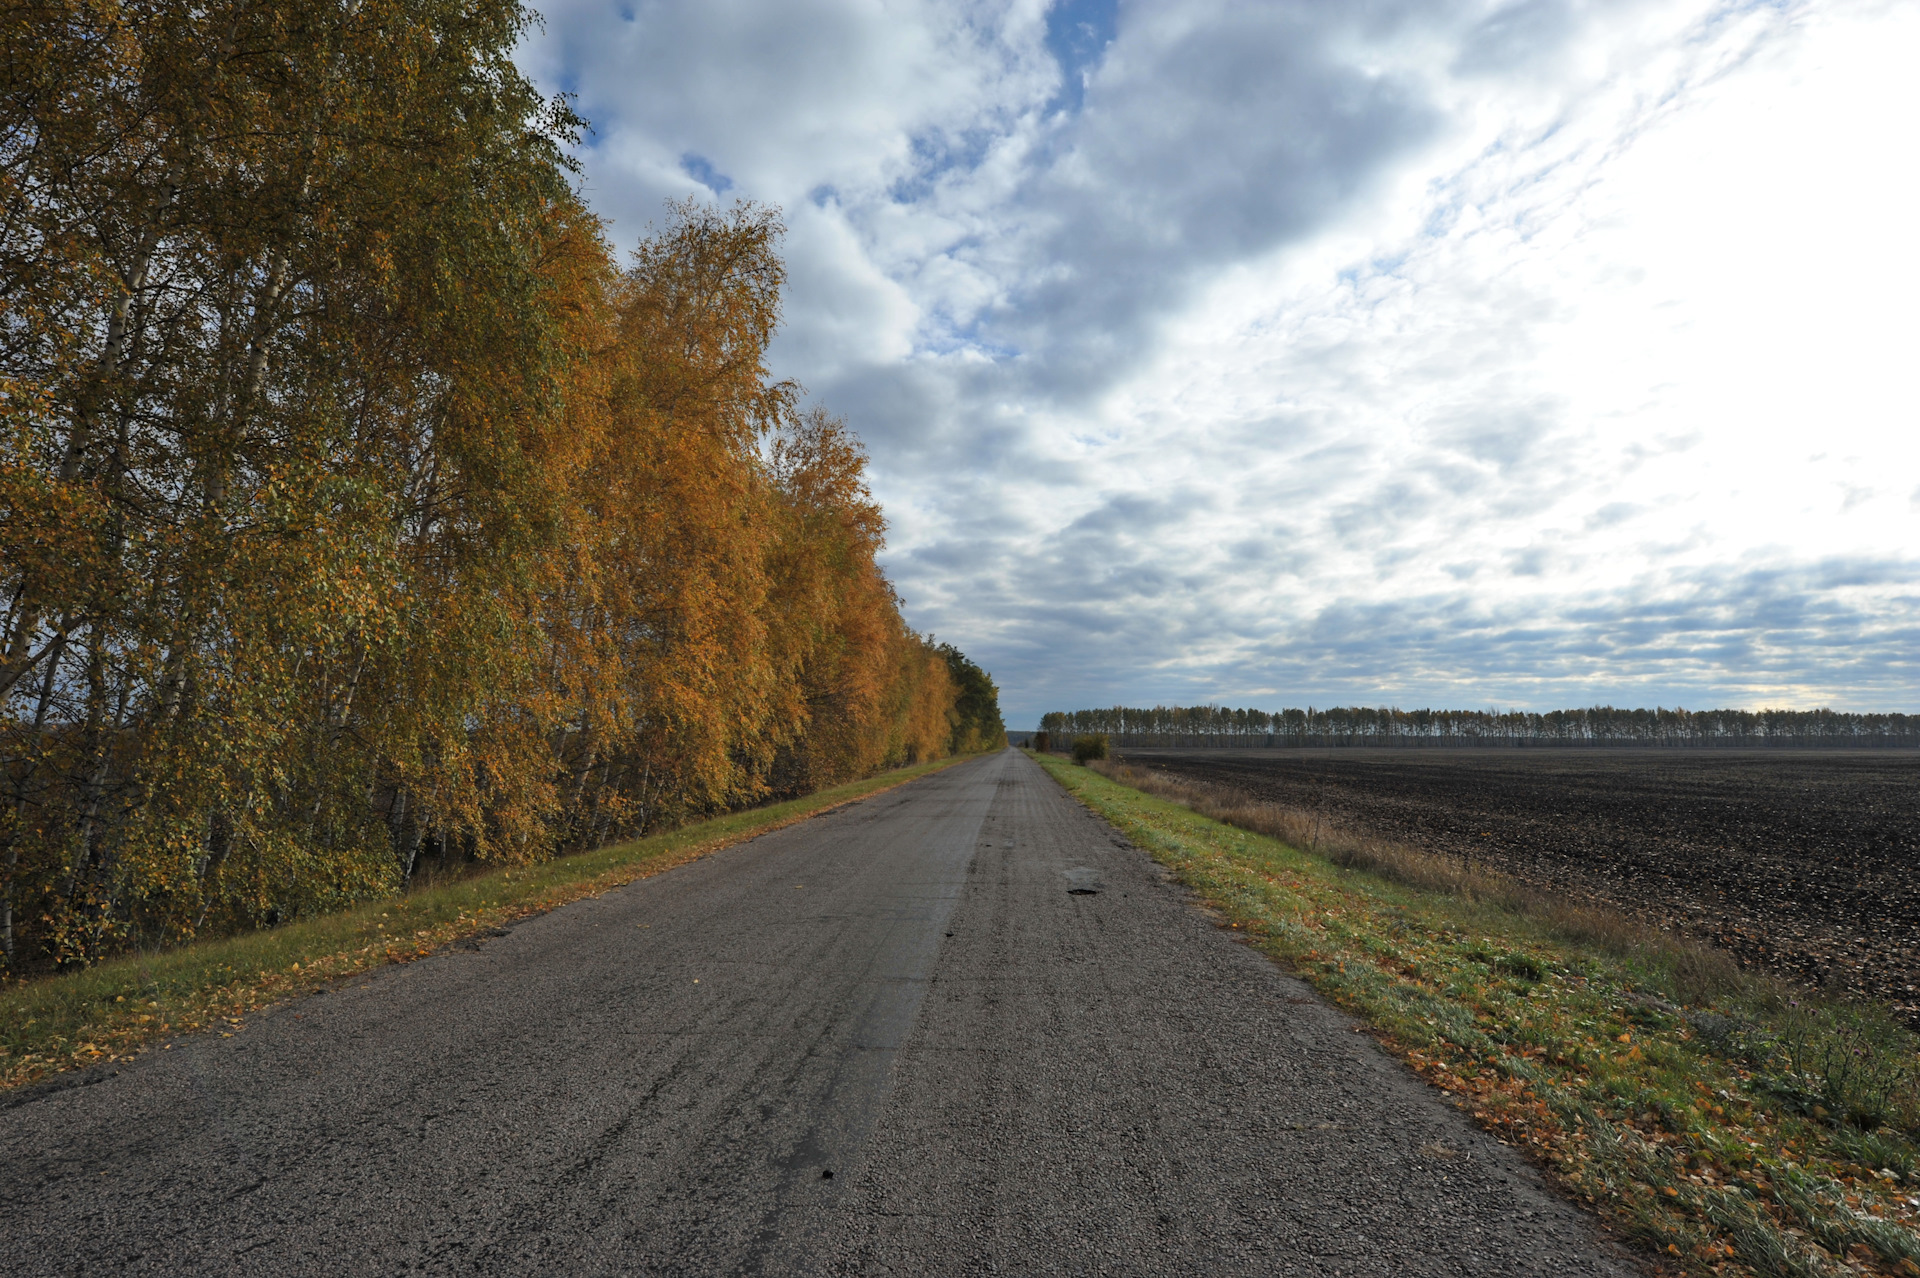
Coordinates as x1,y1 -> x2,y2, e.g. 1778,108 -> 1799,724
519,0 -> 1920,727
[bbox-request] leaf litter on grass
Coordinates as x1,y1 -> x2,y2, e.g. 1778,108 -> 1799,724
0,756 -> 972,1094
1033,752 -> 1920,1278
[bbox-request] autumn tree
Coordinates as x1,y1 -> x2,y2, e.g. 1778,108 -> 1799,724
538,201 -> 795,843
0,6 -> 996,977
764,408 -> 956,793
1,0 -> 590,964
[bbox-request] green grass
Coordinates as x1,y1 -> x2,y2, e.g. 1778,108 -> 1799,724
1,754 -> 973,1092
1033,751 -> 1920,1278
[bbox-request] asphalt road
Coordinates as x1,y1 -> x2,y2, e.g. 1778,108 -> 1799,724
1,749 -> 1641,1275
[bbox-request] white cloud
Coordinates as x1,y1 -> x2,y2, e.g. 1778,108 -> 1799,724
521,0 -> 1920,725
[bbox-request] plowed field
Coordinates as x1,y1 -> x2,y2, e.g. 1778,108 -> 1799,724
1123,748 -> 1920,1025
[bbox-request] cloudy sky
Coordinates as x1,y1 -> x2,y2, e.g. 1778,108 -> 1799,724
519,0 -> 1920,728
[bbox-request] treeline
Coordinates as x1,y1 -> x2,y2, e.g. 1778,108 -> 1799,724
0,0 -> 1000,975
1040,705 -> 1920,747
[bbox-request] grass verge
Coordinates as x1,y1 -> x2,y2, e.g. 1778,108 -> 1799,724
1032,751 -> 1920,1278
1,754 -> 974,1095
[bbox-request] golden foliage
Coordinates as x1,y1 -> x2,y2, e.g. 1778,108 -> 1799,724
0,2 -> 990,974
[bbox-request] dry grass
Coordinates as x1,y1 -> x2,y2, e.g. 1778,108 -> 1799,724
0,754 -> 974,1093
1040,753 -> 1920,1278
1091,757 -> 1747,1004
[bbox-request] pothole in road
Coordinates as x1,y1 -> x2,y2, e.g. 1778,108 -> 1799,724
1063,867 -> 1104,895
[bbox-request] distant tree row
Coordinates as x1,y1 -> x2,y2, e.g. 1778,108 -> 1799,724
0,0 -> 998,975
1039,705 -> 1920,747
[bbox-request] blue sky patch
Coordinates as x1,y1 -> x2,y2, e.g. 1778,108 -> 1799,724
681,153 -> 734,195
1045,0 -> 1119,112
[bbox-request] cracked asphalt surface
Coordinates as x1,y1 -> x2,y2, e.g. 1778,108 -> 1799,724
1,749 -> 1642,1275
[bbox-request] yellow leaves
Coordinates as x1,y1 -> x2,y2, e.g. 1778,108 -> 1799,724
548,225 -> 975,819
2,50 -> 987,1005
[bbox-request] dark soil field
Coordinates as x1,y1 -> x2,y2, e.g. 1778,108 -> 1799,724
1123,748 -> 1920,1025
